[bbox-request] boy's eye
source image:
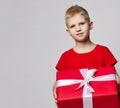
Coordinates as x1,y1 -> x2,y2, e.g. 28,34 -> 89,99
69,25 -> 75,28
79,22 -> 85,25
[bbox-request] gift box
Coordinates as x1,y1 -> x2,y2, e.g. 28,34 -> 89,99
56,66 -> 120,108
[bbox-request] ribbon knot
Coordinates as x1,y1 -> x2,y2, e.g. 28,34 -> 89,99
76,69 -> 96,93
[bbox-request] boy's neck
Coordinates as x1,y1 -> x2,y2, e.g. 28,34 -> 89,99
73,41 -> 96,53
75,40 -> 94,47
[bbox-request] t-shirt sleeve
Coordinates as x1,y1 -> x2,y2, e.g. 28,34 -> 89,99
104,47 -> 117,66
55,54 -> 67,71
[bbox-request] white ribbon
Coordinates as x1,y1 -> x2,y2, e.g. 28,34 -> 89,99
56,68 -> 116,108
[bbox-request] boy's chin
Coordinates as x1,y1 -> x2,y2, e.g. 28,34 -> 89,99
75,38 -> 90,43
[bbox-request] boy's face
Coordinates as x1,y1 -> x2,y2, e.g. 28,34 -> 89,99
66,13 -> 93,42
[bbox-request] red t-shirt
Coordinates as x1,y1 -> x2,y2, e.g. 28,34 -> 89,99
56,44 -> 117,71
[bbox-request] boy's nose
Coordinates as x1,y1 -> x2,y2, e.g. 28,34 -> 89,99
76,26 -> 81,32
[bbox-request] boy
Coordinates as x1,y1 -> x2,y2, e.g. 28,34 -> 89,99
53,4 -> 120,103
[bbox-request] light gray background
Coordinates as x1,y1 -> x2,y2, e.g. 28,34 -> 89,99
0,0 -> 120,108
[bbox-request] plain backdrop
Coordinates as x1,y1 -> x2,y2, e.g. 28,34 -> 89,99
0,0 -> 120,108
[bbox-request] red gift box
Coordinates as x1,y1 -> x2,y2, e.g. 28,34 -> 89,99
56,66 -> 120,108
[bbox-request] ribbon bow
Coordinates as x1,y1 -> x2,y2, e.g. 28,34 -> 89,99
76,69 -> 96,93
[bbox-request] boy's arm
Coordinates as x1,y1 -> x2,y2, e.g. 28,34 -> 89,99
116,73 -> 120,85
52,81 -> 57,104
115,67 -> 120,85
115,70 -> 120,94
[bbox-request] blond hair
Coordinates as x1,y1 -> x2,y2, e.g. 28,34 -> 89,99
65,5 -> 90,27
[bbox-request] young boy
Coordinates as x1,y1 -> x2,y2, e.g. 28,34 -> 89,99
53,4 -> 120,103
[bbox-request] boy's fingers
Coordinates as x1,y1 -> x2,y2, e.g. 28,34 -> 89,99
55,98 -> 57,104
53,93 -> 57,103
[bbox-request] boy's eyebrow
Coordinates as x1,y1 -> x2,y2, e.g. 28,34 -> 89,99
68,24 -> 76,27
69,21 -> 86,26
78,21 -> 86,24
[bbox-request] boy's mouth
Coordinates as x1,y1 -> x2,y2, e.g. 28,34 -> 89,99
76,32 -> 84,36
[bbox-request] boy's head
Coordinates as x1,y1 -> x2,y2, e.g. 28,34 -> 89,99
65,5 -> 90,27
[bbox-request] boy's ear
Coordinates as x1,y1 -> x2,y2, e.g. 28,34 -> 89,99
89,21 -> 93,30
66,29 -> 69,33
66,29 -> 71,35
